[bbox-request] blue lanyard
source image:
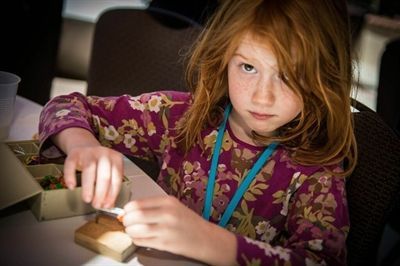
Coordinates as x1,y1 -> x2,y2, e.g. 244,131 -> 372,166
202,103 -> 278,227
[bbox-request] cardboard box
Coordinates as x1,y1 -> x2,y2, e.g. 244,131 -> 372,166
0,140 -> 132,221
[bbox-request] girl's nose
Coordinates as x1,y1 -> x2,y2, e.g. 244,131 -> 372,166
252,78 -> 275,106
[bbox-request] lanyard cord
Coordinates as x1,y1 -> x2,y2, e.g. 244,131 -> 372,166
202,104 -> 232,221
202,103 -> 278,227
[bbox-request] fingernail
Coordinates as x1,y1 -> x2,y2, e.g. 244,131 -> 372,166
84,194 -> 92,203
93,202 -> 100,209
103,202 -> 113,209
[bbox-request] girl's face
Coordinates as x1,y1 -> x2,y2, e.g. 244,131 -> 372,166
227,33 -> 302,145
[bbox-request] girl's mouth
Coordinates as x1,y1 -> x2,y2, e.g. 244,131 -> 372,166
249,111 -> 274,120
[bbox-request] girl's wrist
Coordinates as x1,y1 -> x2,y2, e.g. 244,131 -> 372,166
52,127 -> 101,154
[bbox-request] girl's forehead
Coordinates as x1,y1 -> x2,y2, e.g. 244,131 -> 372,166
233,31 -> 298,67
235,32 -> 273,52
234,33 -> 277,61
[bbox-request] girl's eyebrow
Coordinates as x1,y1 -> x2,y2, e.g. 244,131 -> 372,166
232,52 -> 248,60
232,53 -> 262,65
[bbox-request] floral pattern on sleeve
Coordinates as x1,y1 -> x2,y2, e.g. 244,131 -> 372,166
39,91 -> 189,161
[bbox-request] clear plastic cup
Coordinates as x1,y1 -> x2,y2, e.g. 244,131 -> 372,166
0,71 -> 21,140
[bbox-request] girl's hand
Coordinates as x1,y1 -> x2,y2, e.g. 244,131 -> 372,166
64,145 -> 124,209
52,127 -> 124,209
122,196 -> 238,265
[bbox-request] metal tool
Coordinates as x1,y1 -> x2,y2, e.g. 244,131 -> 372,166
95,207 -> 125,223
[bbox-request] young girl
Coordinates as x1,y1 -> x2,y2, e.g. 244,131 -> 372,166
39,0 -> 357,265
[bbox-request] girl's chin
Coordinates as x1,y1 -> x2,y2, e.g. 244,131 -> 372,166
251,128 -> 277,138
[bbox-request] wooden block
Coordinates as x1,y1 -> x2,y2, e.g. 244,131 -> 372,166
74,214 -> 136,262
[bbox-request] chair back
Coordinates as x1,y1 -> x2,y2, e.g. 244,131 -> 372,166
86,7 -> 202,179
347,102 -> 400,265
86,7 -> 202,97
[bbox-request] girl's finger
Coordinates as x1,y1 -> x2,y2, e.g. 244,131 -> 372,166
124,196 -> 170,212
129,236 -> 158,249
63,154 -> 78,189
80,158 -> 97,204
123,207 -> 164,226
93,156 -> 112,208
125,223 -> 159,239
103,159 -> 123,208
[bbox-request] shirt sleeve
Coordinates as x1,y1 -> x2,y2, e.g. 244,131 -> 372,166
235,168 -> 349,266
38,91 -> 190,162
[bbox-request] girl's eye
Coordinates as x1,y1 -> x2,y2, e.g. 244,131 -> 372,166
241,63 -> 257,73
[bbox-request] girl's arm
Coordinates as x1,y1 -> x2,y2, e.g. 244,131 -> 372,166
38,91 -> 190,208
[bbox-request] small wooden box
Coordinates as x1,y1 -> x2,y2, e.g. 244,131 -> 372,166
75,214 -> 137,261
0,141 -> 132,221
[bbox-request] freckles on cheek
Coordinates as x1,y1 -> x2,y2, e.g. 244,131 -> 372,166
229,84 -> 245,102
230,79 -> 248,94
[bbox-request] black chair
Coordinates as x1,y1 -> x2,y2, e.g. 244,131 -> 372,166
86,7 -> 202,178
376,38 -> 400,136
346,99 -> 400,265
149,0 -> 219,25
86,7 -> 202,97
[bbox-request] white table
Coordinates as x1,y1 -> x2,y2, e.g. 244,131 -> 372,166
0,96 -> 203,266
6,95 -> 43,141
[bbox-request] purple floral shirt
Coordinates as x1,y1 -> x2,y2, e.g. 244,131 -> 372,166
39,91 -> 349,265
